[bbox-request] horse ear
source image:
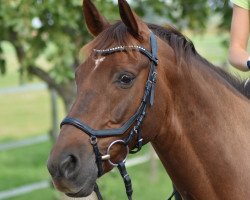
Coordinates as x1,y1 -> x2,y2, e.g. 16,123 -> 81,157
83,0 -> 110,36
118,0 -> 149,40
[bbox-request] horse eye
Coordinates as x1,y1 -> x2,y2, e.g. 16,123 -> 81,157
118,74 -> 135,86
120,75 -> 132,83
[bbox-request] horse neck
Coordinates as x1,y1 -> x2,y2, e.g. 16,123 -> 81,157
151,54 -> 250,199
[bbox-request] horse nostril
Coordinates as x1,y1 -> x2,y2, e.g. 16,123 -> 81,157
47,159 -> 57,178
60,155 -> 79,179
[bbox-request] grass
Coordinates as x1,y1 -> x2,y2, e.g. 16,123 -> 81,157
0,90 -> 50,141
7,188 -> 59,200
0,142 -> 52,190
0,90 -> 65,142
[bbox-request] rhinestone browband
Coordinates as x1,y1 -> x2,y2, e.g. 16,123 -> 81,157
94,45 -> 146,54
93,45 -> 158,65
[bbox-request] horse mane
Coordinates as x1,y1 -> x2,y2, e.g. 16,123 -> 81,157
93,21 -> 250,99
147,23 -> 250,99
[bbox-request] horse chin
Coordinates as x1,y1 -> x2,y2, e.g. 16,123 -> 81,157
51,169 -> 97,198
67,174 -> 97,197
66,186 -> 94,198
61,178 -> 96,198
52,179 -> 94,198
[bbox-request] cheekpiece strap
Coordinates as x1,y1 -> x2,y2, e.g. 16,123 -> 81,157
90,136 -> 103,177
148,31 -> 158,106
150,31 -> 158,61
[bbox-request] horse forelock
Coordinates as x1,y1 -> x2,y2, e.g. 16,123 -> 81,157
79,21 -> 148,66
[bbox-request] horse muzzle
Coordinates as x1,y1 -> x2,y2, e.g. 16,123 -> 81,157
47,148 -> 98,197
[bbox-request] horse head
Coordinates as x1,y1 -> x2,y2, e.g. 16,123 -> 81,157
47,0 -> 172,197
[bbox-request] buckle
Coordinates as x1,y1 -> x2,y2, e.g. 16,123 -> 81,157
152,72 -> 157,83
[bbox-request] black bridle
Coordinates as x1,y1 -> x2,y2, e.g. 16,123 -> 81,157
60,31 -> 158,200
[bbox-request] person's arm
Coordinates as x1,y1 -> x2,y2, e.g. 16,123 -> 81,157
228,4 -> 250,71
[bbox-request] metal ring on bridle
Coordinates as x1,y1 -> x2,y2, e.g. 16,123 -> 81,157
106,140 -> 129,166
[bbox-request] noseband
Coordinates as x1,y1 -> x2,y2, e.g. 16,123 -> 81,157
60,31 -> 158,200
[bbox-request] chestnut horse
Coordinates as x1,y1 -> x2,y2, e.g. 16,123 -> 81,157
47,0 -> 250,199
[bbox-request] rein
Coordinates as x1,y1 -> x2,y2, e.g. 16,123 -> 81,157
60,31 -> 158,200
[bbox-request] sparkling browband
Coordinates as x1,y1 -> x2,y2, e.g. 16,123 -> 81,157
94,45 -> 147,54
93,45 -> 158,65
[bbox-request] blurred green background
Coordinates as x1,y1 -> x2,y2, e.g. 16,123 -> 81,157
1,0 -> 250,200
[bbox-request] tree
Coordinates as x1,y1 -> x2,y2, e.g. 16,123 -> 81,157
0,0 -> 232,111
